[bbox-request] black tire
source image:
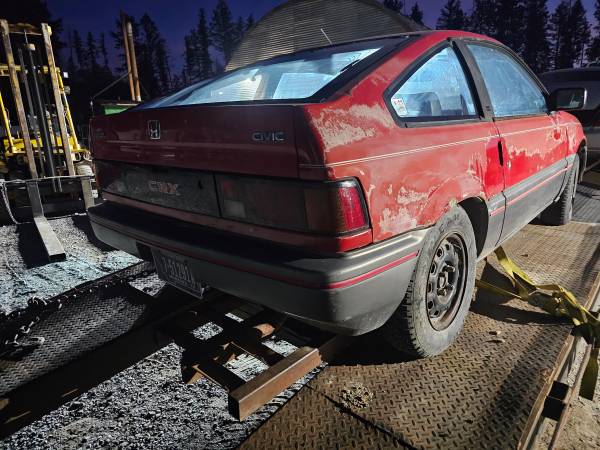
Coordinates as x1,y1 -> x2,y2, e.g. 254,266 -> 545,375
382,206 -> 477,357
540,154 -> 579,226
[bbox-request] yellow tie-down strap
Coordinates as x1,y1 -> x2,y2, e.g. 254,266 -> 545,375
476,247 -> 600,401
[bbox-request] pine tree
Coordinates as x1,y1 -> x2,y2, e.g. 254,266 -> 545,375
246,14 -> 255,31
570,0 -> 590,66
551,0 -> 590,69
72,30 -> 84,69
210,0 -> 236,65
197,9 -> 212,80
437,0 -> 467,29
469,0 -> 496,35
66,30 -> 77,76
139,13 -> 171,96
184,33 -> 197,83
85,32 -> 99,70
550,1 -> 572,69
99,32 -> 110,70
587,0 -> 600,63
154,41 -> 171,93
234,16 -> 246,46
383,0 -> 404,13
522,0 -> 551,73
410,2 -> 424,25
493,0 -> 525,53
184,9 -> 212,83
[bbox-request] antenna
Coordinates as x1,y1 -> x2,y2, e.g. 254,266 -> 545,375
320,28 -> 333,45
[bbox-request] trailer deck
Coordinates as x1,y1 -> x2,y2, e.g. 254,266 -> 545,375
0,167 -> 599,448
241,221 -> 600,449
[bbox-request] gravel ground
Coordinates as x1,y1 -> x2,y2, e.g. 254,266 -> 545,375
0,214 -> 138,315
2,329 -> 316,450
0,216 -> 315,449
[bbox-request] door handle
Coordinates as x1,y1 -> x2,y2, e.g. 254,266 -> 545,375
498,140 -> 504,166
553,128 -> 562,140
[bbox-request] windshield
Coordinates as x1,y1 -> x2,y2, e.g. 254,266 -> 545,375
144,43 -> 388,108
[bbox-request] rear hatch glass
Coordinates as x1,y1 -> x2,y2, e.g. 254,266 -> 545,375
136,36 -> 407,108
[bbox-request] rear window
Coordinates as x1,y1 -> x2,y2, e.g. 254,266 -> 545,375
140,40 -> 402,108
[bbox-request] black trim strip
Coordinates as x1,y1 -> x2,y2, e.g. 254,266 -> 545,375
502,158 -> 567,206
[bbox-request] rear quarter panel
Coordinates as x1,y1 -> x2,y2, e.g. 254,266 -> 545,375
302,33 -> 504,242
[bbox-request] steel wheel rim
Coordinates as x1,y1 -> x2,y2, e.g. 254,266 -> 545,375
426,233 -> 468,331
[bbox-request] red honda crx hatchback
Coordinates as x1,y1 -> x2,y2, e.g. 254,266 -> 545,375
89,30 -> 585,356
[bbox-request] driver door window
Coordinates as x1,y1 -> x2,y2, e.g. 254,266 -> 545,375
466,45 -> 547,117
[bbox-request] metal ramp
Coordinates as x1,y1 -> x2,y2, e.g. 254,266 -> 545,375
241,222 -> 600,450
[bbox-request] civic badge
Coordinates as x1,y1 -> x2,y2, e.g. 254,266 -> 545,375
148,120 -> 161,140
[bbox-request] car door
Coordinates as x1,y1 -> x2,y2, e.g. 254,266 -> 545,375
464,42 -> 568,242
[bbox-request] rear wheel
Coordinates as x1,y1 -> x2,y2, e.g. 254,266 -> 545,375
383,206 -> 477,357
540,154 -> 579,226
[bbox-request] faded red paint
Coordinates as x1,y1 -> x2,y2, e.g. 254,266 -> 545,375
91,30 -> 584,252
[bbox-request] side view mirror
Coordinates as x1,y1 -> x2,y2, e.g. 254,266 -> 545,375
548,88 -> 586,111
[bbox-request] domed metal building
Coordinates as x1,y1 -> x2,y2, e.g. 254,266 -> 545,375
226,0 -> 427,71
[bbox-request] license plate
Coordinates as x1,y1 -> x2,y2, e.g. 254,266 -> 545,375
152,249 -> 204,295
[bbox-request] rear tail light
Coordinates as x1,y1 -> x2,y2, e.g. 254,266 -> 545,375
216,175 -> 369,235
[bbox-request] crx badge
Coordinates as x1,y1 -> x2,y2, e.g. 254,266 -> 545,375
148,180 -> 180,196
148,120 -> 161,140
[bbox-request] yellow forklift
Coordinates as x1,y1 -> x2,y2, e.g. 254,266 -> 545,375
0,20 -> 95,261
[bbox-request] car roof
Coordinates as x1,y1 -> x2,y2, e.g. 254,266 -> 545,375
540,67 -> 600,82
329,29 -> 497,46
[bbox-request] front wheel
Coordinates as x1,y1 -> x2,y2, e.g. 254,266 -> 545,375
382,206 -> 477,357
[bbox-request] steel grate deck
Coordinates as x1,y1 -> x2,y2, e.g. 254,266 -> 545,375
573,166 -> 600,223
0,262 -> 161,396
242,222 -> 600,450
574,182 -> 600,223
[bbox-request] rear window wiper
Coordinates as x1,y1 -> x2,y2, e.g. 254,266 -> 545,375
339,59 -> 362,74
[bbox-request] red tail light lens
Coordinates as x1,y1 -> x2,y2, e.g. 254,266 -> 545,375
216,175 -> 368,235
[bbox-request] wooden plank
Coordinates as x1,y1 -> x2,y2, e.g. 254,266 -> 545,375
120,12 -> 136,101
0,20 -> 38,178
8,23 -> 41,35
124,18 -> 141,101
228,335 -> 350,420
185,356 -> 246,392
41,23 -> 74,176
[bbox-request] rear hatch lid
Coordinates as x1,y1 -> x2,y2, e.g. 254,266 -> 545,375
91,104 -> 298,178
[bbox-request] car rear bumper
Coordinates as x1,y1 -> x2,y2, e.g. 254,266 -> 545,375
88,202 -> 427,335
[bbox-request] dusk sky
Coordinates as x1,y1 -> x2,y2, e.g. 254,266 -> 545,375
47,0 -> 598,73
